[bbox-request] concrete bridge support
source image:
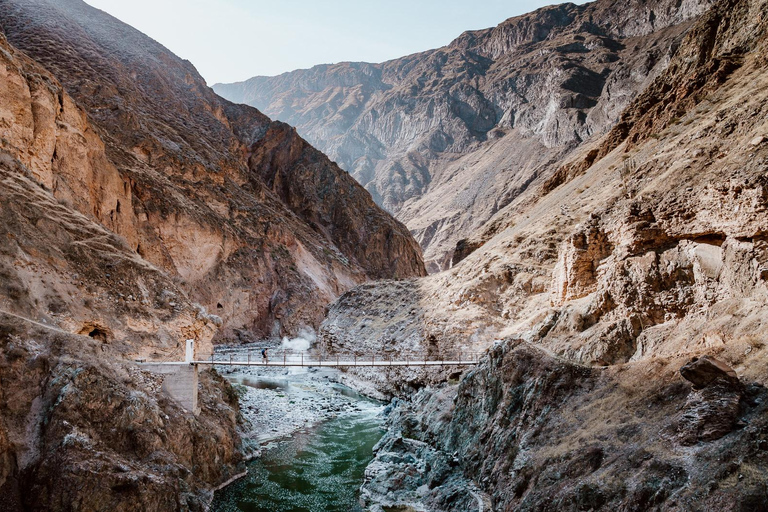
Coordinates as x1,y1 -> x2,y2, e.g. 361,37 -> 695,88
139,340 -> 199,415
139,363 -> 199,415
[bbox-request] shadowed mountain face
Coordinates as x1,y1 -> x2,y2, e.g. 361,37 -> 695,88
0,0 -> 425,342
215,0 -> 716,271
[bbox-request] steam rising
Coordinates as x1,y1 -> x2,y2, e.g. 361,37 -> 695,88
281,327 -> 316,352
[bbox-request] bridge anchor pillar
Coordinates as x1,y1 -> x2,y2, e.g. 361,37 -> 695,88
138,363 -> 199,415
139,339 -> 199,415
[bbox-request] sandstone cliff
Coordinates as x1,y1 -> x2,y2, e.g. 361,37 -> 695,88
216,0 -> 716,271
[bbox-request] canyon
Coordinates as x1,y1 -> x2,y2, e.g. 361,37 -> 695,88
1,0 -> 767,510
319,0 -> 768,509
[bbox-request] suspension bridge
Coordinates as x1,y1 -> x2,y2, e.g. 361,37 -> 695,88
198,349 -> 482,368
139,340 -> 481,414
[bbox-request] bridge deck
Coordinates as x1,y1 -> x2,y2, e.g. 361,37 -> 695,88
192,359 -> 478,367
140,346 -> 482,368
137,344 -> 481,415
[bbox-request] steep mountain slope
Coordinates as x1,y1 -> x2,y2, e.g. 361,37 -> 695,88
320,0 -> 768,508
0,28 -> 247,508
0,96 -> 244,510
0,0 -> 424,508
322,0 -> 768,394
0,0 -> 424,342
215,0 -> 716,271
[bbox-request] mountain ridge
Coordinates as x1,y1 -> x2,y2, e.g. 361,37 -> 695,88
0,0 -> 425,340
214,0 -> 717,271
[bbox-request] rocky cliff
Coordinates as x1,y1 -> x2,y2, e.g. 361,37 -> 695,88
0,139 -> 246,509
0,0 -> 425,509
321,0 -> 768,386
319,0 -> 768,508
0,0 -> 424,342
215,0 -> 717,271
362,342 -> 768,510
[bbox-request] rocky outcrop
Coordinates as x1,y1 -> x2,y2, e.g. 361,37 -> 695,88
551,218 -> 614,305
216,0 -> 716,271
361,394 -> 487,512
362,340 -> 768,511
680,355 -> 741,390
674,356 -> 744,445
0,315 -> 245,511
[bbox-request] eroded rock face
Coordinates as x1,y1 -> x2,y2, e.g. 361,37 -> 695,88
0,317 -> 246,511
245,121 -> 425,281
0,149 -> 248,509
362,340 -> 768,511
0,152 -> 216,360
551,218 -> 614,305
216,0 -> 716,270
0,0 -> 424,342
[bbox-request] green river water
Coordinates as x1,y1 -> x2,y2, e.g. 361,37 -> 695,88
211,389 -> 384,512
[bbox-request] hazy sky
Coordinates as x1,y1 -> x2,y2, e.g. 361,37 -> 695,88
84,0 -> 578,85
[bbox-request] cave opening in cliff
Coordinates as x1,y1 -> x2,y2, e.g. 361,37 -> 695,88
88,328 -> 107,342
78,323 -> 111,342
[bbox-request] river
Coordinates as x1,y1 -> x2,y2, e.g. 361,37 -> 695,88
209,347 -> 386,512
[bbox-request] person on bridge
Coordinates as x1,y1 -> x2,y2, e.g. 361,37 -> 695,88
261,348 -> 268,364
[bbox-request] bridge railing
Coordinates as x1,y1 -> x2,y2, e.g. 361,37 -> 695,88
197,348 -> 483,367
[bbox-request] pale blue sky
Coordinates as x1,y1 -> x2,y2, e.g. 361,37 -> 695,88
85,0 -> 583,85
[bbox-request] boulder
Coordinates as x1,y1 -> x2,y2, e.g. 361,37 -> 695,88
674,356 -> 744,445
680,356 -> 740,390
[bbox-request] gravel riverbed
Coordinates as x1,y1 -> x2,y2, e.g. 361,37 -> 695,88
213,343 -> 384,455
